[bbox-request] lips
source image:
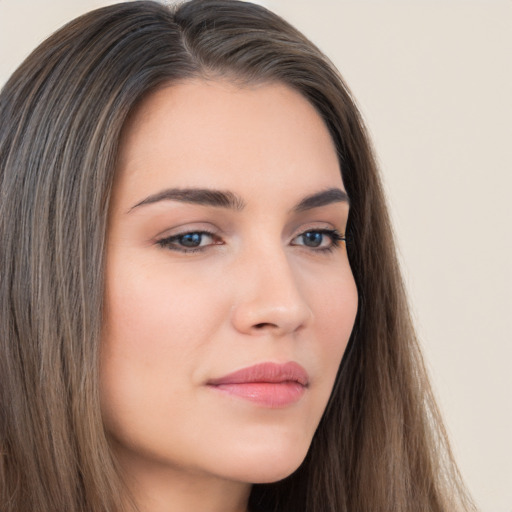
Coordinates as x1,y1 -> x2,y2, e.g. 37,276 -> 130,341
207,362 -> 309,408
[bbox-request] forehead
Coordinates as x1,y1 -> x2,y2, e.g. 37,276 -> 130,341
115,79 -> 343,207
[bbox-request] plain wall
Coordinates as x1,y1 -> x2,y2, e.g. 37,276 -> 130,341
1,1 -> 510,510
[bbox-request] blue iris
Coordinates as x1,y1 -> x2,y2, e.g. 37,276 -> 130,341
179,233 -> 203,247
302,231 -> 323,247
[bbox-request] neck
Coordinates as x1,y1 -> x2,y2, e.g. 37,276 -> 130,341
116,450 -> 251,512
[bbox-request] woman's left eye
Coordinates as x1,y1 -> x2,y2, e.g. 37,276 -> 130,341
156,231 -> 220,253
291,229 -> 345,251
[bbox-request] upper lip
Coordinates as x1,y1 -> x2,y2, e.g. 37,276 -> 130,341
207,361 -> 309,387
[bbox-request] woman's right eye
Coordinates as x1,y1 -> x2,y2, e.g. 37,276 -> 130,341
156,231 -> 220,253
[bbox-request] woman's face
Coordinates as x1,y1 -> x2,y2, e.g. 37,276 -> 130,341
101,80 -> 358,490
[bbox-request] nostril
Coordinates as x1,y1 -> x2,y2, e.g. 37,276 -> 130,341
254,322 -> 276,329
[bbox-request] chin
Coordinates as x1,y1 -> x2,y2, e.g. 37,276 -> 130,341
248,465 -> 304,484
224,442 -> 310,484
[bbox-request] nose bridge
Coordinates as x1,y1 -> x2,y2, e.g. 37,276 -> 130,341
231,237 -> 312,335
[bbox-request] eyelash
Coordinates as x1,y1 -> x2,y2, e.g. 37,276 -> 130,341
156,230 -> 221,253
156,228 -> 345,254
291,229 -> 345,253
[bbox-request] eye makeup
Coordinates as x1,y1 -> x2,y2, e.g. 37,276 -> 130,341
156,226 -> 345,255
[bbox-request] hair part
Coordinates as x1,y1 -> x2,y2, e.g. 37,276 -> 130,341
0,1 -> 475,511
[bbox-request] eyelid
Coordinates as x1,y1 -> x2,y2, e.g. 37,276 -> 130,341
285,217 -> 346,254
289,220 -> 345,238
154,221 -> 346,254
291,228 -> 344,248
153,221 -> 225,253
152,221 -> 220,240
156,229 -> 222,253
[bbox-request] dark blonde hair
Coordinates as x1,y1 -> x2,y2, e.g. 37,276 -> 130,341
0,1 -> 475,511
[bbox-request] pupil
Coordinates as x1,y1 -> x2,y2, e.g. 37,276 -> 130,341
181,233 -> 202,247
304,231 -> 322,247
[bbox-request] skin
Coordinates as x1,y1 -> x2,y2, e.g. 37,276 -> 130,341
101,79 -> 358,512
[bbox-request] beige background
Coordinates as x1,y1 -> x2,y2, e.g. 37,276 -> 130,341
1,1 -> 510,510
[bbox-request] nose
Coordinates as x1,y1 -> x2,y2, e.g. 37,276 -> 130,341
230,246 -> 312,337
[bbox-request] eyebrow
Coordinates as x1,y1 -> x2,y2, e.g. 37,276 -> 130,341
292,188 -> 349,212
128,186 -> 349,213
129,188 -> 246,212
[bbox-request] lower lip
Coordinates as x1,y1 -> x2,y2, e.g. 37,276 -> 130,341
209,382 -> 306,408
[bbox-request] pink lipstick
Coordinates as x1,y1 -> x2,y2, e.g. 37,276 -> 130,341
207,362 -> 308,408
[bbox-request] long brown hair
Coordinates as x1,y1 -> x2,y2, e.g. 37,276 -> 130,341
0,1 -> 475,511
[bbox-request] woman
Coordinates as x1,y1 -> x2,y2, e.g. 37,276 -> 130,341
0,1 -> 476,511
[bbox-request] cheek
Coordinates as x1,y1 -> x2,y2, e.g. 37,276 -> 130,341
99,259 -> 224,435
102,257 -> 222,359
311,261 -> 358,333
308,267 -> 358,386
